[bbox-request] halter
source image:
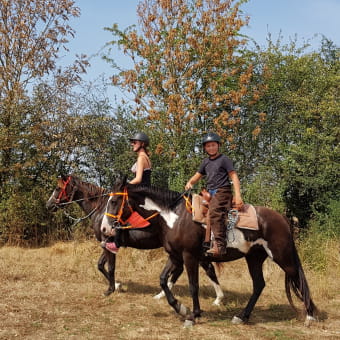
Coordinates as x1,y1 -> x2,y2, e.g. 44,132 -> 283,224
104,188 -> 159,228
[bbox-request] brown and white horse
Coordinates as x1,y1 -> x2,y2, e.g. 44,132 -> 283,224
46,175 -> 224,304
101,178 -> 317,327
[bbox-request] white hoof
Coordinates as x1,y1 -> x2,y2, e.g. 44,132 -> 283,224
115,282 -> 121,290
183,319 -> 194,328
153,290 -> 165,300
304,315 -> 316,327
231,316 -> 244,324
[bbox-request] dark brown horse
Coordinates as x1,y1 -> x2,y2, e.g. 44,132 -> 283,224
46,175 -> 224,304
101,178 -> 317,327
46,175 -> 118,296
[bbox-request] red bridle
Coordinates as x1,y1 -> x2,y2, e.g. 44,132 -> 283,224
57,176 -> 72,202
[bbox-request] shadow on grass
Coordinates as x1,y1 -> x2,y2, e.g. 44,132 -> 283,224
113,281 -> 326,324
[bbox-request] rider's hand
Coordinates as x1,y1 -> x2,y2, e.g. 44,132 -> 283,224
232,198 -> 244,211
185,182 -> 192,191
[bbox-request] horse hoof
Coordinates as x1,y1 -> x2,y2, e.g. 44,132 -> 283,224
153,290 -> 165,300
212,297 -> 222,306
304,315 -> 316,327
231,316 -> 244,324
104,289 -> 113,296
115,282 -> 121,291
183,319 -> 194,328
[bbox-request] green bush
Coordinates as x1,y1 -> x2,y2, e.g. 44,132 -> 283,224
242,170 -> 286,213
297,199 -> 339,272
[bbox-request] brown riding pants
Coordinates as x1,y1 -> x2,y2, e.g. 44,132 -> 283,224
209,187 -> 232,249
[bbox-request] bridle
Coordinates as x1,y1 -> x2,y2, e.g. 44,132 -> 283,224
104,188 -> 132,225
53,176 -> 108,225
104,187 -> 159,229
56,176 -> 75,204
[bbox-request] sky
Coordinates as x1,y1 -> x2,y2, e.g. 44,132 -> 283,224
62,0 -> 340,95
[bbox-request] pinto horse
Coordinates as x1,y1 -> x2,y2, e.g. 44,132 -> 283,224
46,175 -> 224,304
101,178 -> 317,326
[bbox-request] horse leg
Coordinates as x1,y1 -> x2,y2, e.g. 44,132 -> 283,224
160,256 -> 192,318
154,257 -> 183,300
97,250 -> 117,296
183,251 -> 201,323
199,261 -> 224,306
232,250 -> 268,324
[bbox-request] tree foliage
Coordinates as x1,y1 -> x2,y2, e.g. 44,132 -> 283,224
0,0 -> 88,192
103,0 -> 265,189
241,37 -> 339,226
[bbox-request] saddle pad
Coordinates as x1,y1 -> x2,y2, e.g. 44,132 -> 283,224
236,204 -> 258,230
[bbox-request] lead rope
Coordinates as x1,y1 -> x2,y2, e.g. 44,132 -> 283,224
63,207 -> 98,229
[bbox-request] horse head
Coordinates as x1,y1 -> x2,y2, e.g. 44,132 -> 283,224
101,176 -> 129,237
46,174 -> 80,211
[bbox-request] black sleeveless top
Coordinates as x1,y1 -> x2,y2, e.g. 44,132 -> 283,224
131,158 -> 152,186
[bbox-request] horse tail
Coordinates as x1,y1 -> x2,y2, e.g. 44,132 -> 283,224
284,242 -> 317,317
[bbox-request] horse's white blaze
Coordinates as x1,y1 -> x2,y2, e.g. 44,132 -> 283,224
101,196 -> 113,235
140,198 -> 178,229
227,229 -> 273,259
101,214 -> 112,235
46,189 -> 57,205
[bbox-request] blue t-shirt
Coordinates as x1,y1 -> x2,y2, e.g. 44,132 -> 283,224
198,154 -> 234,190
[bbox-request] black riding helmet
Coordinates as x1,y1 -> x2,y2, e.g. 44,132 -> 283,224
129,132 -> 150,146
202,132 -> 221,145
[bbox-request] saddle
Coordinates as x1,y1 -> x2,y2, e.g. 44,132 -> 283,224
192,191 -> 259,233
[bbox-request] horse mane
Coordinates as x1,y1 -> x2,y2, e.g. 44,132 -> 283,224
127,184 -> 183,211
71,175 -> 108,200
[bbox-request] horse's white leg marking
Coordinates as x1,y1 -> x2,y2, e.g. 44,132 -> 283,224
179,303 -> 189,317
209,279 -> 224,306
140,198 -> 178,229
231,316 -> 244,324
153,281 -> 174,300
304,315 -> 317,327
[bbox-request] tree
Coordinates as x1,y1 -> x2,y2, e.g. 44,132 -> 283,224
103,0 -> 264,190
240,36 -> 340,226
0,0 -> 87,192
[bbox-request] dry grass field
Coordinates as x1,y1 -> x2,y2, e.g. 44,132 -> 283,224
0,240 -> 339,340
